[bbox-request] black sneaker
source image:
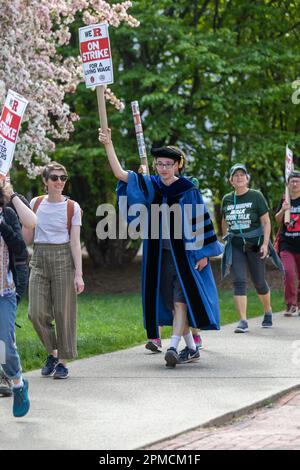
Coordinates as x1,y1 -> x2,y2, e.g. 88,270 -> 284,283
178,346 -> 200,364
145,339 -> 162,353
53,363 -> 69,379
164,347 -> 179,368
234,320 -> 249,333
0,370 -> 13,397
261,313 -> 273,328
41,355 -> 59,377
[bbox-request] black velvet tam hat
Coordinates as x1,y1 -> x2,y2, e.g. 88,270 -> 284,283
288,171 -> 300,181
150,146 -> 183,162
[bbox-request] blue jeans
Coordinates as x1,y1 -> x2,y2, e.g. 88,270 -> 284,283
0,293 -> 22,380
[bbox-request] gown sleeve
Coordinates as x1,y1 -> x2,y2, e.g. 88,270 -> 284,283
116,171 -> 155,223
182,188 -> 224,260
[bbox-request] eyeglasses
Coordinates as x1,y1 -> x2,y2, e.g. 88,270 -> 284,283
155,162 -> 175,169
49,175 -> 68,182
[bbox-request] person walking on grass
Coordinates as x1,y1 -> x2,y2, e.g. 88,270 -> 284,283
25,162 -> 84,379
275,171 -> 300,316
221,163 -> 283,333
99,128 -> 223,368
0,182 -> 30,417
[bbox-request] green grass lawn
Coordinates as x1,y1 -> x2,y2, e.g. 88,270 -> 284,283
16,290 -> 285,371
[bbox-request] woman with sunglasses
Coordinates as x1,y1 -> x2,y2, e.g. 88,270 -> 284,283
99,128 -> 223,368
26,162 -> 84,379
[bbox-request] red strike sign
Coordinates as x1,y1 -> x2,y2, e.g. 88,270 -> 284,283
80,38 -> 110,63
0,106 -> 21,143
79,23 -> 114,88
0,89 -> 28,176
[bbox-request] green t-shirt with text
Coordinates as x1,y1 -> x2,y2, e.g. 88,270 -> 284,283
221,189 -> 269,247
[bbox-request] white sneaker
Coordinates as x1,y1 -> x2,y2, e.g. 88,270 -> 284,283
284,305 -> 298,317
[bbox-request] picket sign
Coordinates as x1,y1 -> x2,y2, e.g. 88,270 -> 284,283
79,22 -> 113,131
0,90 -> 28,177
285,145 -> 294,224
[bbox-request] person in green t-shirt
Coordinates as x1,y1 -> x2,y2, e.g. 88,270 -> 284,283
221,163 -> 273,333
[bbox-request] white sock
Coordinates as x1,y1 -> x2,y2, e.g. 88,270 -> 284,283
183,332 -> 196,350
13,378 -> 24,389
170,335 -> 181,351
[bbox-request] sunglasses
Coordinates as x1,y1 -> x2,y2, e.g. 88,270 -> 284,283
49,174 -> 68,182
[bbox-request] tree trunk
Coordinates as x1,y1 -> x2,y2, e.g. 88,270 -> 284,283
214,201 -> 223,237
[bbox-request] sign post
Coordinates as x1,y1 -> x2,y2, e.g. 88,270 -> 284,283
0,89 -> 28,178
79,22 -> 114,131
96,86 -> 108,131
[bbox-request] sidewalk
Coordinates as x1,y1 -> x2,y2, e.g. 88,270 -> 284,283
1,312 -> 300,450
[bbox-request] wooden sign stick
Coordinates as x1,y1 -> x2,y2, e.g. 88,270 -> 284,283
96,85 -> 108,131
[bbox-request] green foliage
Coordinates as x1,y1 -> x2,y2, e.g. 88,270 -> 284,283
12,0 -> 300,258
109,0 -> 300,230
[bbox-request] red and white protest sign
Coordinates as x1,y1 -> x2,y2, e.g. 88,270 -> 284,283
285,144 -> 294,182
0,90 -> 28,176
79,23 -> 114,88
284,145 -> 294,224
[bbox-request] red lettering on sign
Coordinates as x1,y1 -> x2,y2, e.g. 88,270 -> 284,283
80,38 -> 111,63
93,28 -> 102,37
0,107 -> 21,143
11,100 -> 19,112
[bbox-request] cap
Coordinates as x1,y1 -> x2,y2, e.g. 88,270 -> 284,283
150,146 -> 183,162
230,163 -> 249,178
288,171 -> 300,181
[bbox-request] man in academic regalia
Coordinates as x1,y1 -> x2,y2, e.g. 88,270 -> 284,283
99,129 -> 223,367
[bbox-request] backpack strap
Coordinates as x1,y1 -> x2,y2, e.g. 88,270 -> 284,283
33,196 -> 77,235
67,199 -> 75,234
32,195 -> 45,213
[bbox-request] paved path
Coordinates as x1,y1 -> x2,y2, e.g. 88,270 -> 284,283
1,312 -> 300,450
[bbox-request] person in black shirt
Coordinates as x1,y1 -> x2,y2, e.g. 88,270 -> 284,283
0,181 -> 36,398
275,171 -> 300,316
0,183 -> 31,416
5,188 -> 37,302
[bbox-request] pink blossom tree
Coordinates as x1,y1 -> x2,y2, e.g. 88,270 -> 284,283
0,0 -> 139,176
